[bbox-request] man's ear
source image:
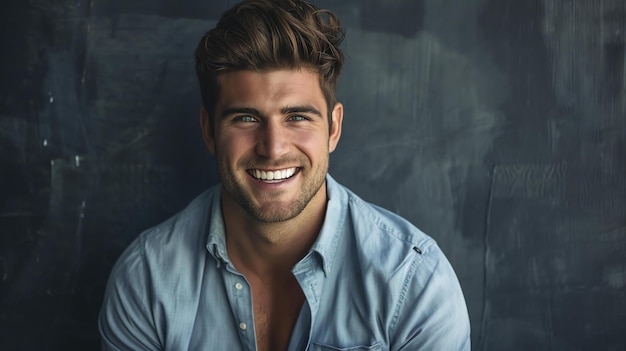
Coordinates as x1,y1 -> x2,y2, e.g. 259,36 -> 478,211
328,102 -> 343,153
200,107 -> 216,155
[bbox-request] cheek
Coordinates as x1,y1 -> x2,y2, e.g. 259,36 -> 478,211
293,131 -> 330,155
216,132 -> 252,159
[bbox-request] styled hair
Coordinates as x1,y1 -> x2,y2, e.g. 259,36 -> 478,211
194,0 -> 345,126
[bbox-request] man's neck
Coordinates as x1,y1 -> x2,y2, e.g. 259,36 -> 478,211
221,185 -> 328,278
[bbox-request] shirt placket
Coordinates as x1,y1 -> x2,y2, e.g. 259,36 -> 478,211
223,264 -> 257,351
291,253 -> 326,351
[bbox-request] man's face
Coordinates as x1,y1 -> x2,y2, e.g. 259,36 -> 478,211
201,69 -> 343,223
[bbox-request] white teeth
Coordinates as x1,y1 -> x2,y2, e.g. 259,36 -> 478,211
251,168 -> 296,181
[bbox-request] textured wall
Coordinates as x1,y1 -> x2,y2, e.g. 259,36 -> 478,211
0,0 -> 624,350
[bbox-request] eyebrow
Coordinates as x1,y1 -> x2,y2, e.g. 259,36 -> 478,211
281,105 -> 323,118
219,107 -> 260,119
219,105 -> 323,119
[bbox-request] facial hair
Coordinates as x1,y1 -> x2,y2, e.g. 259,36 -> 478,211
218,153 -> 328,223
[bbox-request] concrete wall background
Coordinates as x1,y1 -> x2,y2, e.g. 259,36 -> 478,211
1,0 -> 624,349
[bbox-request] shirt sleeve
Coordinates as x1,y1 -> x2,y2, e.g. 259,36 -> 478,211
98,238 -> 163,351
391,241 -> 471,351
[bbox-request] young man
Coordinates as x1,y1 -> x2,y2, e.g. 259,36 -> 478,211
98,0 -> 471,350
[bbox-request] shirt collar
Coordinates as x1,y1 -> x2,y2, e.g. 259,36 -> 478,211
204,174 -> 348,275
205,183 -> 230,267
309,174 -> 347,276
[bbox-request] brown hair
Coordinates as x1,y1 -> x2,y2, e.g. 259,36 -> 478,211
194,0 -> 345,127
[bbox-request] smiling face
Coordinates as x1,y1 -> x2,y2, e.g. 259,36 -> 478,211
201,69 -> 343,223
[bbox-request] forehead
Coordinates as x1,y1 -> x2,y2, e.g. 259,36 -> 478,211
215,69 -> 325,111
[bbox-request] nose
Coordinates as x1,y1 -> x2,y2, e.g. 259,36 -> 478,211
255,119 -> 289,159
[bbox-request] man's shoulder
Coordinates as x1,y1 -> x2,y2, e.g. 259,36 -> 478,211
112,185 -> 220,274
140,186 -> 217,244
329,180 -> 445,276
329,180 -> 469,348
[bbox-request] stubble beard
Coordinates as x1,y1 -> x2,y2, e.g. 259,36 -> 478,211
219,155 -> 328,223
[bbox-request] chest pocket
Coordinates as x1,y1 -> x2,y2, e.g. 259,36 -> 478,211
309,341 -> 382,351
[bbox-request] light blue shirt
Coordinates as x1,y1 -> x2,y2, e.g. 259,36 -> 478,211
99,175 -> 470,350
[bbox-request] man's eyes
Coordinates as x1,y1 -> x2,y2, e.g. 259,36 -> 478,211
232,115 -> 311,123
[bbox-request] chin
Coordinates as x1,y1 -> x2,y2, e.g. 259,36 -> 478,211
246,204 -> 305,223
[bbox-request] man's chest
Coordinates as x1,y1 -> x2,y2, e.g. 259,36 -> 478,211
180,258 -> 390,350
249,275 -> 306,351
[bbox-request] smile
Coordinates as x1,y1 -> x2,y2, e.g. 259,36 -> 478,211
248,167 -> 298,181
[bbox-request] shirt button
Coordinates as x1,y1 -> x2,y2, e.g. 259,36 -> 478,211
239,322 -> 247,330
235,283 -> 243,290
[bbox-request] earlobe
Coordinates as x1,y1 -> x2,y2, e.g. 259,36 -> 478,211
200,107 -> 216,154
328,102 -> 343,153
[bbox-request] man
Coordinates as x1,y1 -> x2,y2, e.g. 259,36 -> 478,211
98,0 -> 471,350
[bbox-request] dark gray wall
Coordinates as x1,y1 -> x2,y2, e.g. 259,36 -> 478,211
1,0 -> 624,350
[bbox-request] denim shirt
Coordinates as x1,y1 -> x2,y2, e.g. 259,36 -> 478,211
99,175 -> 470,350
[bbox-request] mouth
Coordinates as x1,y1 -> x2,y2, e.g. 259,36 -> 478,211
247,167 -> 299,182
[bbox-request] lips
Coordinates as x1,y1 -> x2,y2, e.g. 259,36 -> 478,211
248,167 -> 298,181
